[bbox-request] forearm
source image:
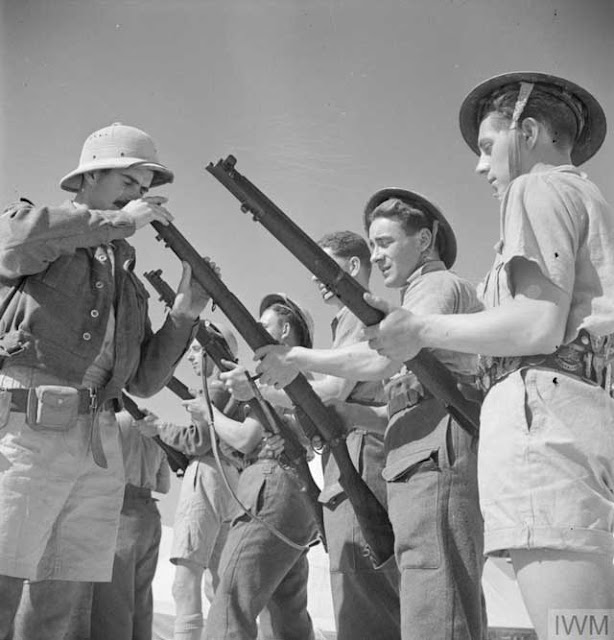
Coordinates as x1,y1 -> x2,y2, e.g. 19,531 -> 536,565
287,343 -> 399,381
0,202 -> 135,278
213,413 -> 263,454
127,312 -> 198,397
420,298 -> 567,356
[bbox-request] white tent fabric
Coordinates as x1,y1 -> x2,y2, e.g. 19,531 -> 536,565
152,525 -> 535,640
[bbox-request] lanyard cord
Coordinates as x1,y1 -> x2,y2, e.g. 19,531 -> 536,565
199,355 -> 315,552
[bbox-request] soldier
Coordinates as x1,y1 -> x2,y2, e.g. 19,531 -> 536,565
259,231 -> 401,640
137,327 -> 245,640
0,122 -> 207,639
365,72 -> 614,637
257,199 -> 486,639
202,294 -> 317,640
90,410 -> 171,640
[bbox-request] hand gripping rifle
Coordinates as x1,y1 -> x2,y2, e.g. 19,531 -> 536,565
206,155 -> 480,438
148,223 -> 394,567
144,268 -> 327,550
121,376 -> 193,476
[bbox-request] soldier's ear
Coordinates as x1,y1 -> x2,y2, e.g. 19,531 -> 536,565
418,227 -> 433,252
348,256 -> 361,277
280,321 -> 291,343
519,117 -> 540,149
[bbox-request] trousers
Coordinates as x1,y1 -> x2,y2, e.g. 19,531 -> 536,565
205,461 -> 316,640
322,430 -> 401,640
384,399 -> 487,640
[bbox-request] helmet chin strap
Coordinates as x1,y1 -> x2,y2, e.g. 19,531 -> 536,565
508,82 -> 535,182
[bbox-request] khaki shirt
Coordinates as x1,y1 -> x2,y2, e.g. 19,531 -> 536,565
117,411 -> 170,494
480,163 -> 614,343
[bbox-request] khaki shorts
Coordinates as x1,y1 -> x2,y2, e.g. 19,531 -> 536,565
171,455 -> 239,567
0,368 -> 124,581
479,368 -> 614,557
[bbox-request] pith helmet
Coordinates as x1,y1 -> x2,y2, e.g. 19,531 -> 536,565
60,122 -> 174,192
459,72 -> 607,166
364,188 -> 457,269
259,293 -> 314,349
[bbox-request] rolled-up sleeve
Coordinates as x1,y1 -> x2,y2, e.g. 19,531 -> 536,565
500,174 -> 580,297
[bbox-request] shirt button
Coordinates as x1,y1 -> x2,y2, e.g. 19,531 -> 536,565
83,332 -> 92,341
90,310 -> 99,318
98,254 -> 107,262
95,281 -> 104,289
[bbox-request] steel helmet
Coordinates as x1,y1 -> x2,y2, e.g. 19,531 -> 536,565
364,187 -> 457,269
259,293 -> 314,349
459,72 -> 606,166
60,122 -> 174,192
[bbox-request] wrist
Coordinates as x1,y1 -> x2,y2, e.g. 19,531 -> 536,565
417,314 -> 434,350
287,346 -> 305,369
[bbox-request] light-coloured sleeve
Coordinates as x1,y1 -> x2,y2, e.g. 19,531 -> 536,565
500,173 -> 580,297
402,274 -> 463,315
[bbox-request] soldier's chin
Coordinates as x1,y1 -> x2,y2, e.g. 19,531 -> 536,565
113,198 -> 129,209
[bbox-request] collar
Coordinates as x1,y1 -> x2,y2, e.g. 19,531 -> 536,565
400,260 -> 447,298
528,162 -> 584,177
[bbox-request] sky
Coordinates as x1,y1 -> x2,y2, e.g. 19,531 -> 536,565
1,0 -> 613,521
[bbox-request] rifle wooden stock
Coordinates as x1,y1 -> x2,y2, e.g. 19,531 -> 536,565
206,155 -> 480,437
121,389 -> 190,475
149,221 -> 393,567
144,269 -> 327,550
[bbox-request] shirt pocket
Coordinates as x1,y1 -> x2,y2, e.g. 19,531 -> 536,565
39,255 -> 86,295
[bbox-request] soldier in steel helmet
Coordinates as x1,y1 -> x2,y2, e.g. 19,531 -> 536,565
256,203 -> 486,640
198,293 -> 317,640
365,72 -> 614,636
0,123 -> 209,639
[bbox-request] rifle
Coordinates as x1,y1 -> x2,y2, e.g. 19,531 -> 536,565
121,377 -> 192,476
144,268 -> 327,549
149,221 -> 394,567
206,155 -> 480,438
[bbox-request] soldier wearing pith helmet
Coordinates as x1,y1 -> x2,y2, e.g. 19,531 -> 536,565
0,122 -> 209,639
365,72 -> 614,638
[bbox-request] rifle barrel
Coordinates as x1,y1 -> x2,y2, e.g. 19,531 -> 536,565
150,219 -> 393,567
206,156 -> 480,437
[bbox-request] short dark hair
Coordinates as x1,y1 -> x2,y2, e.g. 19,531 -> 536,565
318,230 -> 371,270
482,86 -> 580,150
366,198 -> 434,237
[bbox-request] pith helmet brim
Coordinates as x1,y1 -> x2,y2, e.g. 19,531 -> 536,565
364,188 -> 457,269
60,159 -> 174,193
459,71 -> 607,166
60,123 -> 174,192
259,293 -> 314,349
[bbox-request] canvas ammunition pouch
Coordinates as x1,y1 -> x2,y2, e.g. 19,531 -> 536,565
4,386 -> 93,431
385,373 -> 431,421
